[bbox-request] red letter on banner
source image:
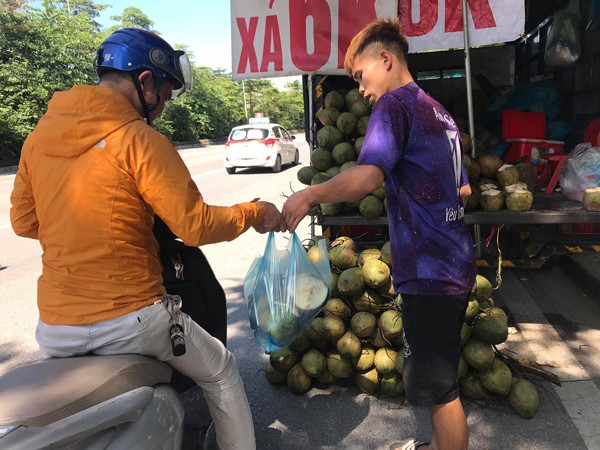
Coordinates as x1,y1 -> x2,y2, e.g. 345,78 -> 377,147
399,0 -> 438,37
289,0 -> 331,72
445,0 -> 497,32
338,0 -> 377,68
260,15 -> 283,72
236,17 -> 259,74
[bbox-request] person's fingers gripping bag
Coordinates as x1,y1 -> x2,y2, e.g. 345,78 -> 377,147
244,232 -> 332,352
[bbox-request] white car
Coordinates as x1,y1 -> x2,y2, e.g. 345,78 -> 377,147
224,124 -> 299,174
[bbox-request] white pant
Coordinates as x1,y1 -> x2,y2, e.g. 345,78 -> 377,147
36,295 -> 256,450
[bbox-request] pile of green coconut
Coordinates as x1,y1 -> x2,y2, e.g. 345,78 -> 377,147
263,236 -> 541,420
463,153 -> 537,213
296,88 -> 386,218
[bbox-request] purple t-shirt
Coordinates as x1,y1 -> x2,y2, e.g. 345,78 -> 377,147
358,82 -> 476,296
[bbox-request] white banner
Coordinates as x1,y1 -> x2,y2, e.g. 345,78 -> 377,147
230,0 -> 525,79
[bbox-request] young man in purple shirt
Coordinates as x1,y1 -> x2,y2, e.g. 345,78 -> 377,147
282,17 -> 476,450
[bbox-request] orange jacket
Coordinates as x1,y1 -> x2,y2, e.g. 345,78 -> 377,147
10,85 -> 265,325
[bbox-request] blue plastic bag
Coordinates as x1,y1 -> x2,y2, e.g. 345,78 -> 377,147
243,232 -> 332,352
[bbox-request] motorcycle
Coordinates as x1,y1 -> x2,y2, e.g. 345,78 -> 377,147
0,216 -> 227,450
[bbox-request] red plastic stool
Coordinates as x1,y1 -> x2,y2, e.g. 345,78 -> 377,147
583,118 -> 600,146
537,154 -> 569,193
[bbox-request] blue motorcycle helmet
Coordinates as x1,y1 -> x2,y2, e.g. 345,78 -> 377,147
95,28 -> 193,124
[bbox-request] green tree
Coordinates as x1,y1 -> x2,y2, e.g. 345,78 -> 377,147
107,6 -> 154,33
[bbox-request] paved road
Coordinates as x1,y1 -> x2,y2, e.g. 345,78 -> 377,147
1,136 -> 599,449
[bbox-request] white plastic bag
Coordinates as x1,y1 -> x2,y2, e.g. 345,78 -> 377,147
560,143 -> 600,201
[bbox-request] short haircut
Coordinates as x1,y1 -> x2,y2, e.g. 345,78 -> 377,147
344,17 -> 409,76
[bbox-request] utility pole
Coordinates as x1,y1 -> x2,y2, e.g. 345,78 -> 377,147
242,80 -> 249,123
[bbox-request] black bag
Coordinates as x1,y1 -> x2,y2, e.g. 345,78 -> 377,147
153,216 -> 228,391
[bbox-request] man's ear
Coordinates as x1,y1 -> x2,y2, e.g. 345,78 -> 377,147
138,70 -> 155,90
380,49 -> 392,69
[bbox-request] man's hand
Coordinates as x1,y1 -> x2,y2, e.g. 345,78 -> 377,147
253,201 -> 285,233
282,189 -> 312,233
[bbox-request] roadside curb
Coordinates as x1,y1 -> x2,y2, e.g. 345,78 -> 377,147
559,253 -> 600,299
0,165 -> 17,175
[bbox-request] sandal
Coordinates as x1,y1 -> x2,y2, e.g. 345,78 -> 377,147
389,439 -> 429,450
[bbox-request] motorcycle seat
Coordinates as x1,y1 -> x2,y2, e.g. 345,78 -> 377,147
0,354 -> 172,427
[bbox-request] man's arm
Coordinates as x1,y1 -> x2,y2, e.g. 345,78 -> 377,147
10,150 -> 39,240
282,164 -> 384,232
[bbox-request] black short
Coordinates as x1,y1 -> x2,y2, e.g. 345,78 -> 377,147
401,292 -> 469,406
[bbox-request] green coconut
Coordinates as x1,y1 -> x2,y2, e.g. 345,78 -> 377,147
337,331 -> 362,358
332,142 -> 356,165
320,202 -> 343,216
463,338 -> 495,371
584,187 -> 600,211
338,267 -> 365,297
330,236 -> 356,251
350,97 -> 372,118
374,347 -> 398,374
368,328 -> 388,348
378,309 -> 403,339
345,88 -> 363,109
354,136 -> 364,156
352,288 -> 385,314
325,165 -> 341,178
508,377 -> 540,419
394,350 -> 404,373
289,331 -> 312,353
321,315 -> 346,342
267,312 -> 300,346
351,311 -> 377,338
465,188 -> 480,211
301,348 -> 327,378
340,161 -> 357,172
354,367 -> 380,394
304,317 -> 327,348
265,362 -> 288,385
359,248 -> 382,266
270,346 -> 300,373
465,298 -> 481,323
472,274 -> 493,301
359,195 -> 384,218
311,172 -> 331,186
297,166 -> 319,185
316,107 -> 341,127
310,147 -> 334,171
515,162 -> 538,191
317,126 -> 344,149
474,308 -> 509,345
287,362 -> 312,394
336,112 -> 358,136
380,372 -> 405,396
505,189 -> 533,212
459,371 -> 490,400
343,199 -> 361,212
477,154 -> 503,179
478,297 -> 494,309
362,259 -> 391,289
480,189 -> 504,212
323,298 -> 352,320
377,277 -> 395,297
352,346 -> 376,371
380,242 -> 392,267
316,369 -> 338,385
329,245 -> 358,270
357,115 -> 370,135
460,322 -> 473,347
324,90 -> 345,110
327,353 -> 354,378
496,164 -> 520,187
372,186 -> 386,200
306,245 -> 324,264
480,357 -> 513,395
331,272 -> 340,297
457,354 -> 468,380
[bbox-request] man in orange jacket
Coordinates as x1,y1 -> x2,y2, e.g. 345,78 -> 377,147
10,28 -> 283,450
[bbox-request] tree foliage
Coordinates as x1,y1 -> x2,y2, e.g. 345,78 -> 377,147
0,0 -> 305,165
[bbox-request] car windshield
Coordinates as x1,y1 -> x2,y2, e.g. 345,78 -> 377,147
230,128 -> 269,141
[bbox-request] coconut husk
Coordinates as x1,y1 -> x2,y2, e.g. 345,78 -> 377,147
514,162 -> 537,192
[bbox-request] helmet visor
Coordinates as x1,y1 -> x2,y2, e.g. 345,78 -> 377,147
173,51 -> 193,98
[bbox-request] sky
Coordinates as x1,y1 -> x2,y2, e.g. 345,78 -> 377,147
97,0 -> 233,71
95,0 -> 299,89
